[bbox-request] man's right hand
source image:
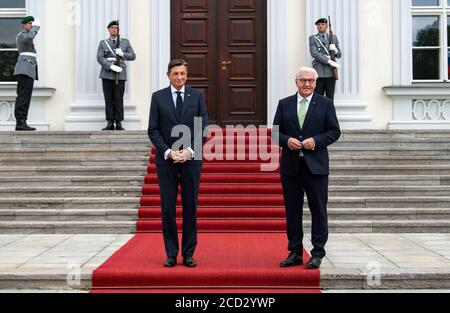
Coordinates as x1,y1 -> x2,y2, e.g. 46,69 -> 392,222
169,151 -> 187,164
288,138 -> 303,151
110,65 -> 123,73
33,19 -> 41,27
328,60 -> 341,69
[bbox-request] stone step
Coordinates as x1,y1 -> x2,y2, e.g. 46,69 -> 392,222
0,148 -> 150,158
0,198 -> 140,210
0,176 -> 145,187
0,221 -> 136,234
2,197 -> 450,210
1,208 -> 450,223
0,220 -> 449,234
2,185 -> 450,198
0,157 -> 150,167
0,138 -> 150,149
0,166 -> 147,177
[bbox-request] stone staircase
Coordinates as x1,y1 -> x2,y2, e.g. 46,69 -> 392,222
0,130 -> 450,234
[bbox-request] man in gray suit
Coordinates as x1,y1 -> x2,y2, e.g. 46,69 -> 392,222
13,16 -> 41,131
97,20 -> 136,131
309,18 -> 342,101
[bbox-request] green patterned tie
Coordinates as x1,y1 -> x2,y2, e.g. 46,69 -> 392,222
298,98 -> 307,128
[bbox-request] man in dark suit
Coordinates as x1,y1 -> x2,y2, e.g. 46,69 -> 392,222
273,67 -> 341,269
148,59 -> 209,268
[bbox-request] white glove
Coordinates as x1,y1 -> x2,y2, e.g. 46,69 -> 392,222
107,57 -> 117,62
114,48 -> 124,57
110,65 -> 123,73
329,44 -> 338,53
33,18 -> 41,27
328,60 -> 341,69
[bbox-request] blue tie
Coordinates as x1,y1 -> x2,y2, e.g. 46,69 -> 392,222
176,91 -> 183,120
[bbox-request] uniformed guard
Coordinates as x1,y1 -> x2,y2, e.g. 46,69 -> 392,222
309,18 -> 342,101
97,20 -> 136,131
13,16 -> 40,131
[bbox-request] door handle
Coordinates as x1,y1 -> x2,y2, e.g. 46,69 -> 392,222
222,61 -> 232,70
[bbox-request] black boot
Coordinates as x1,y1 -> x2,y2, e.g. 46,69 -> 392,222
15,120 -> 36,131
102,121 -> 115,131
115,121 -> 125,131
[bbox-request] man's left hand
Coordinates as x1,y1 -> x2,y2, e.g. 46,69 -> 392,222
302,138 -> 316,151
115,48 -> 124,57
174,149 -> 192,164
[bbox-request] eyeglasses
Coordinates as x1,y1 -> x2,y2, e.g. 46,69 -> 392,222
297,79 -> 316,85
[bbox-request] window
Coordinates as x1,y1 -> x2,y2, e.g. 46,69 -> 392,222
0,0 -> 26,83
411,0 -> 450,81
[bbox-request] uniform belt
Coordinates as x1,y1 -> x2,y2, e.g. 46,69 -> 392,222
20,52 -> 37,57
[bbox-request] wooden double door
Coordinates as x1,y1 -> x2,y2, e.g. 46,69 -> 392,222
171,0 -> 267,126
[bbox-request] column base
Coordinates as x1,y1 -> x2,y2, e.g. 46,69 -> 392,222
335,99 -> 373,130
65,100 -> 141,131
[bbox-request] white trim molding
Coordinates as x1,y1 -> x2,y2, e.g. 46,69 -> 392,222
305,0 -> 372,130
0,85 -> 55,131
384,85 -> 450,130
65,0 -> 140,131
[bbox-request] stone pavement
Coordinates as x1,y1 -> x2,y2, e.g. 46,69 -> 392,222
0,234 -> 450,291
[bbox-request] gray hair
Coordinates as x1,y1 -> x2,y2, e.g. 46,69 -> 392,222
296,67 -> 319,80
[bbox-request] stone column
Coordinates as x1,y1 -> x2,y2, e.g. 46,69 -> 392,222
65,0 -> 140,131
306,0 -> 372,129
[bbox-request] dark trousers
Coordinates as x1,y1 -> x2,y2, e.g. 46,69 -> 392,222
281,158 -> 329,258
14,75 -> 34,121
316,77 -> 336,101
102,79 -> 125,122
156,163 -> 202,258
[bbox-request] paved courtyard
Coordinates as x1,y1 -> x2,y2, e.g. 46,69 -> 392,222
0,234 -> 450,291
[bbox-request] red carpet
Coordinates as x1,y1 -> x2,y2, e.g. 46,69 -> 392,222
92,130 -> 321,293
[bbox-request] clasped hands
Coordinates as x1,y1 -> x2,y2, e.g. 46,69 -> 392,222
169,149 -> 192,164
288,138 -> 315,151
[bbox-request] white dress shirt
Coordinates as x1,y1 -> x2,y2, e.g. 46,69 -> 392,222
296,92 -> 315,154
164,85 -> 195,161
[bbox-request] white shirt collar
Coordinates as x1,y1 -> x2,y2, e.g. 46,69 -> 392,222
297,92 -> 313,103
171,85 -> 186,95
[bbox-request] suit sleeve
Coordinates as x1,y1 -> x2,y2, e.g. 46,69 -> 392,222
272,100 -> 291,150
148,93 -> 170,153
123,40 -> 136,61
309,36 -> 330,65
313,101 -> 341,151
97,41 -> 112,71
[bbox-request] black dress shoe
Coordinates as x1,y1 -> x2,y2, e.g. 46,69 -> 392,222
15,120 -> 36,131
183,257 -> 197,268
164,257 -> 177,268
102,121 -> 115,131
306,257 -> 322,269
115,121 -> 125,131
280,252 -> 303,268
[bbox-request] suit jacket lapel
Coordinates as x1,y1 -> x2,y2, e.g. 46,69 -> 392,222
289,94 -> 301,133
165,86 -> 178,119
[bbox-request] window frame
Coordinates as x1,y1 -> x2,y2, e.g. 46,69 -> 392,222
0,4 -> 27,84
411,0 -> 450,82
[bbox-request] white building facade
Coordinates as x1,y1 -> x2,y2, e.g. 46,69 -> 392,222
0,0 -> 449,131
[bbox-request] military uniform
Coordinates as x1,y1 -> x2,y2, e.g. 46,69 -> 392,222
14,16 -> 40,131
309,19 -> 342,101
97,24 -> 136,130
